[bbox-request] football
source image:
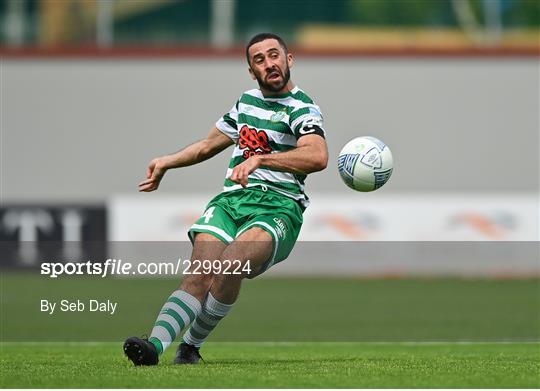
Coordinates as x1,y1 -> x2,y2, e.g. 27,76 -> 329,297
338,136 -> 393,192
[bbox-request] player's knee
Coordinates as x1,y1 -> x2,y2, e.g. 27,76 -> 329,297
213,268 -> 245,287
183,273 -> 214,289
194,232 -> 222,243
179,273 -> 214,301
220,241 -> 268,276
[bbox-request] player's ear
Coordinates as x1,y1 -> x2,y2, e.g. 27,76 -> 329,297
287,52 -> 294,69
248,66 -> 256,80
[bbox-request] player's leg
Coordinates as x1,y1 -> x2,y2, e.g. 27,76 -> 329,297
179,233 -> 226,302
124,203 -> 234,366
178,193 -> 303,364
210,227 -> 273,302
124,233 -> 226,365
146,233 -> 226,356
179,225 -> 277,361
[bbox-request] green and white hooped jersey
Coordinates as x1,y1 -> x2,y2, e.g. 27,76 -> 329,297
215,86 -> 325,208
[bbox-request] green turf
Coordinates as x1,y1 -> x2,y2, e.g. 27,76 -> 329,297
2,274 -> 539,341
2,276 -> 539,387
1,342 -> 538,388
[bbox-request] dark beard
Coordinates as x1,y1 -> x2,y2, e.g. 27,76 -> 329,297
255,66 -> 291,93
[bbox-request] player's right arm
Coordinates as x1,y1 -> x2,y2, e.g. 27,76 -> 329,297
139,127 -> 234,192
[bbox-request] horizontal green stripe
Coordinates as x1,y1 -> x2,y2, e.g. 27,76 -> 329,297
224,178 -> 302,194
291,90 -> 314,104
238,113 -> 292,135
163,308 -> 186,330
227,159 -> 302,178
154,320 -> 176,341
148,337 -> 163,355
222,113 -> 237,128
168,297 -> 196,323
228,155 -> 243,168
188,327 -> 206,340
240,93 -> 291,113
289,107 -> 310,123
195,318 -> 215,332
261,140 -> 296,153
228,150 -> 295,169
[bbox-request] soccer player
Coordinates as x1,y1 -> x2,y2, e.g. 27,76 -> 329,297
124,33 -> 328,365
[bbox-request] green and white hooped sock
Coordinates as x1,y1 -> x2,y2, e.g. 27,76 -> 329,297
148,290 -> 201,355
182,292 -> 234,347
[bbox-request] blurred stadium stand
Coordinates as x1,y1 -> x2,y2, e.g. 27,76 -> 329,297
1,0 -> 538,50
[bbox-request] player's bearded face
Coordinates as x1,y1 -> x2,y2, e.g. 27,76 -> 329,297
253,62 -> 291,93
248,39 -> 292,93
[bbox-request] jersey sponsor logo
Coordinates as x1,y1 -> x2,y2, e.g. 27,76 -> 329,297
239,125 -> 272,159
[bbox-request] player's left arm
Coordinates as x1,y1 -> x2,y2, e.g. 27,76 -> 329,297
229,134 -> 328,187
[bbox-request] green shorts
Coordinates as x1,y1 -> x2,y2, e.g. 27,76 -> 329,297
188,187 -> 303,274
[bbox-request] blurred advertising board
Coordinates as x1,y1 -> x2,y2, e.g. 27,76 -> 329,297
108,193 -> 538,242
106,194 -> 538,277
0,205 -> 107,268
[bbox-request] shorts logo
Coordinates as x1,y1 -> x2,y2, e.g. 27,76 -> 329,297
239,125 -> 272,159
273,217 -> 288,238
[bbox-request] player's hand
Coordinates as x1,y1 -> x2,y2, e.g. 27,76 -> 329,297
139,158 -> 168,192
230,155 -> 261,187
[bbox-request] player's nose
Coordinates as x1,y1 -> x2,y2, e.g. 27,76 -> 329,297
264,58 -> 277,70
265,64 -> 278,75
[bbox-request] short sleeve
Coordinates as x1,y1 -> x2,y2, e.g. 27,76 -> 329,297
289,104 -> 326,140
216,100 -> 239,142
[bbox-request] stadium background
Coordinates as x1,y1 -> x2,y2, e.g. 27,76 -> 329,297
1,1 -> 539,386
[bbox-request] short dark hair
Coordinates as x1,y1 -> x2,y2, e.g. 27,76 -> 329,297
245,33 -> 288,65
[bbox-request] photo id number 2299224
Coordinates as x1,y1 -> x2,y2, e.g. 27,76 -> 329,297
183,259 -> 252,275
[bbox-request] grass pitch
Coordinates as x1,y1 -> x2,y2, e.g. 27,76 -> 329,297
1,342 -> 538,388
1,276 -> 539,387
2,276 -> 539,342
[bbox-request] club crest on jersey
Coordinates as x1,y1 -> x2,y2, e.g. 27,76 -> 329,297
239,125 -> 272,159
270,110 -> 286,123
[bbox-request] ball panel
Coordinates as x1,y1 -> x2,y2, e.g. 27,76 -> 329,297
379,148 -> 394,170
353,163 -> 376,191
353,177 -> 376,192
373,168 -> 393,189
363,136 -> 387,150
337,153 -> 359,189
359,147 -> 382,169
